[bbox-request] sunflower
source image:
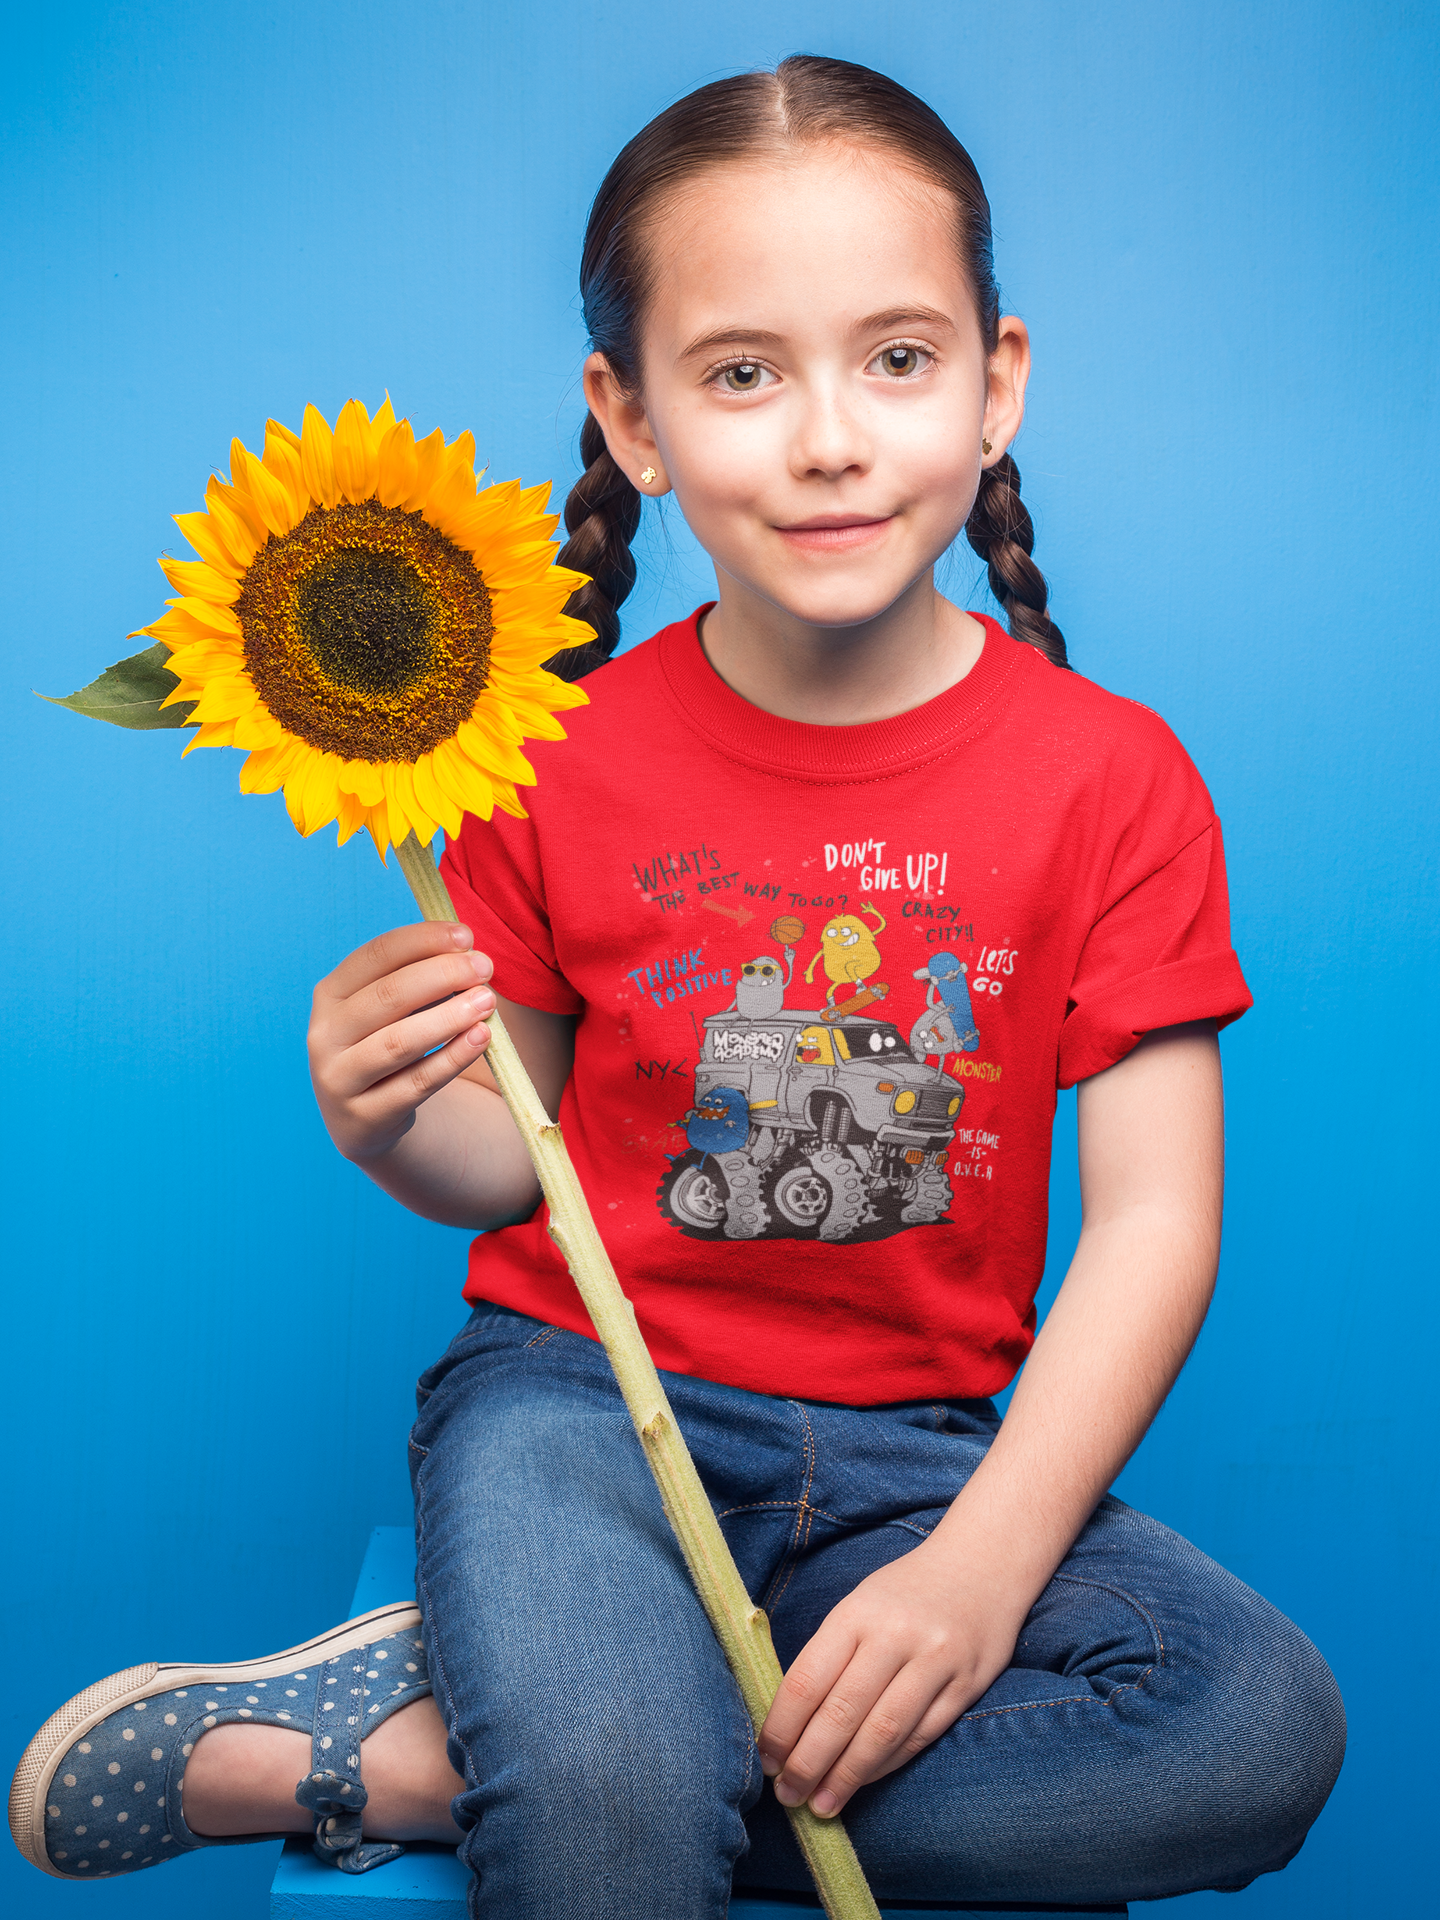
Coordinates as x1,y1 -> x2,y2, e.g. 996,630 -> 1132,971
134,398 -> 592,853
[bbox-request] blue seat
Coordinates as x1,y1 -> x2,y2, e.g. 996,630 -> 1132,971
270,1528 -> 1126,1920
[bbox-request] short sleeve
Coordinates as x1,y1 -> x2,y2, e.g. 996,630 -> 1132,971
1057,820 -> 1252,1087
439,813 -> 583,1017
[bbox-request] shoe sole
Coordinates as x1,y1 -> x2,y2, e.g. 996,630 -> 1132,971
8,1601 -> 422,1880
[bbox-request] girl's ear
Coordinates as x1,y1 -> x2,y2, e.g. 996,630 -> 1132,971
981,316 -> 1030,466
583,352 -> 669,493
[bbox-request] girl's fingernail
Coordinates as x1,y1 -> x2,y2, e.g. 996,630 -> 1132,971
774,1781 -> 801,1807
450,925 -> 473,948
470,989 -> 495,1013
760,1756 -> 780,1778
468,951 -> 491,980
811,1790 -> 839,1818
465,1023 -> 489,1047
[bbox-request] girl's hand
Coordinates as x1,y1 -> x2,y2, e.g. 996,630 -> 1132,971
308,920 -> 496,1163
758,1537 -> 1026,1817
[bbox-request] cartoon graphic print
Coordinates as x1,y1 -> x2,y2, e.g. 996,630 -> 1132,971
804,902 -> 887,1004
910,952 -> 981,1074
657,913 -> 971,1245
730,947 -> 795,1016
683,1086 -> 750,1153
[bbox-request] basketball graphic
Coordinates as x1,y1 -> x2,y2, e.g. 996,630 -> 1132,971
770,914 -> 805,945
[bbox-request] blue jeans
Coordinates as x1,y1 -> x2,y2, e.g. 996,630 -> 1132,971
409,1305 -> 1344,1918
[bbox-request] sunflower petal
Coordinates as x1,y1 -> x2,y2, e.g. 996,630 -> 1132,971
337,757 -> 385,805
231,707 -> 284,750
400,428 -> 446,511
301,404 -> 340,509
265,417 -> 302,454
432,737 -> 495,821
233,440 -> 297,537
213,463 -> 270,550
260,426 -> 311,524
370,394 -> 398,441
490,778 -> 529,820
301,752 -> 344,836
203,481 -> 263,570
239,736 -> 307,793
159,555 -> 240,605
141,601 -> 243,645
375,419 -> 417,508
411,753 -> 464,837
173,510 -> 245,578
387,762 -> 438,846
456,716 -> 535,786
181,718 -> 237,754
335,787 -> 370,846
332,398 -> 377,502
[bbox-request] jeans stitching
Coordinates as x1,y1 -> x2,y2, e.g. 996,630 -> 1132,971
1046,1573 -> 1168,1670
410,1458 -> 479,1802
957,1570 -> 1167,1719
523,1325 -> 562,1350
759,1403 -> 819,1614
716,1500 -> 847,1527
958,1671 -> 1157,1722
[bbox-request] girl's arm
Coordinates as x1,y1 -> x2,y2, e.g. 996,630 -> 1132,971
307,919 -> 574,1229
759,1019 -> 1224,1817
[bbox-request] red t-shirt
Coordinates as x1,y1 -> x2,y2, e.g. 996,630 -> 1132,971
441,610 -> 1250,1405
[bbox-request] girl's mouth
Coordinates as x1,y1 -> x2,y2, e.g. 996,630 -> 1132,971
774,515 -> 894,554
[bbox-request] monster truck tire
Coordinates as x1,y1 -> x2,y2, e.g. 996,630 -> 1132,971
715,1149 -> 770,1239
808,1146 -> 869,1241
656,1150 -> 729,1238
901,1162 -> 954,1225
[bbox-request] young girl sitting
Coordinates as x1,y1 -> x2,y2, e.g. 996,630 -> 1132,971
11,55 -> 1345,1917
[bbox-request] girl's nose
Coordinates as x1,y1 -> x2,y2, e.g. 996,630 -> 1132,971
789,386 -> 872,480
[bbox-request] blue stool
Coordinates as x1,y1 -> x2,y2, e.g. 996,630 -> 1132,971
269,1528 -> 1126,1920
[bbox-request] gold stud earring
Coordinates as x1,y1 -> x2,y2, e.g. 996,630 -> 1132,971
981,438 -> 993,456
640,466 -> 657,486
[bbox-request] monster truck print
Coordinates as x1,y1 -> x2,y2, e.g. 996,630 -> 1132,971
658,1009 -> 965,1244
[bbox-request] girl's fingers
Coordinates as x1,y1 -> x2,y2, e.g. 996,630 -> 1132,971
803,1670 -> 967,1816
767,1645 -> 905,1806
758,1627 -> 858,1772
349,1020 -> 495,1134
325,948 -> 494,1051
320,920 -> 476,1003
329,990 -> 496,1100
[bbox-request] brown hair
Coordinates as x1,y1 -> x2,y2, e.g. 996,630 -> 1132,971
546,54 -> 1067,680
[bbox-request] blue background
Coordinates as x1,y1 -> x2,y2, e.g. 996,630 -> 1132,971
2,4 -> 1436,1916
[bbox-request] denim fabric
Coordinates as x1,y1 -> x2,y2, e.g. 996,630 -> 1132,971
409,1305 -> 1344,1919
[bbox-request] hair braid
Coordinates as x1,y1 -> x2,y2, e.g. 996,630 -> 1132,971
964,453 -> 1068,668
543,411 -> 642,682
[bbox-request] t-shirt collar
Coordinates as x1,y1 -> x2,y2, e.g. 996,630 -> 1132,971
656,604 -> 1025,780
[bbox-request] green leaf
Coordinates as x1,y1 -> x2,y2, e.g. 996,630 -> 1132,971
38,642 -> 198,729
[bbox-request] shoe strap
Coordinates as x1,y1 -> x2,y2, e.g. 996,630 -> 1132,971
294,1647 -> 404,1874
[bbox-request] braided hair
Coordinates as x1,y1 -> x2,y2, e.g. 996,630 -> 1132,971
545,413 -> 640,680
545,55 -> 1067,684
966,453 -> 1067,668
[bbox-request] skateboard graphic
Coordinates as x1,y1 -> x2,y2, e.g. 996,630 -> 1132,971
821,982 -> 890,1023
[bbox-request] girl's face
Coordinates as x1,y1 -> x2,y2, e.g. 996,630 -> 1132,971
585,143 -> 1028,634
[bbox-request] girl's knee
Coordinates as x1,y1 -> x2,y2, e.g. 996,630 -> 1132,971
1148,1599 -> 1345,1891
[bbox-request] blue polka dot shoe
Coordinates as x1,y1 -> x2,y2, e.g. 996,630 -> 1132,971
8,1601 -> 430,1881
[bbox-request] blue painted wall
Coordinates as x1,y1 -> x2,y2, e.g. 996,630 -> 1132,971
2,4 -> 1435,1916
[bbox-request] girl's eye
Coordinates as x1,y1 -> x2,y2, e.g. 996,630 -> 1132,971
872,345 -> 931,379
719,362 -> 772,393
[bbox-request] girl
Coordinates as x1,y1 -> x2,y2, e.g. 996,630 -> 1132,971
11,55 -> 1344,1916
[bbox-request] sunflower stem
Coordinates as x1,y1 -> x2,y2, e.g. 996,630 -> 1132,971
391,829 -> 880,1920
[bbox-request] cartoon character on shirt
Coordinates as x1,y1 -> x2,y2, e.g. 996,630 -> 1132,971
730,948 -> 795,1017
805,903 -> 887,1005
910,952 -> 980,1071
684,1086 -> 750,1154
